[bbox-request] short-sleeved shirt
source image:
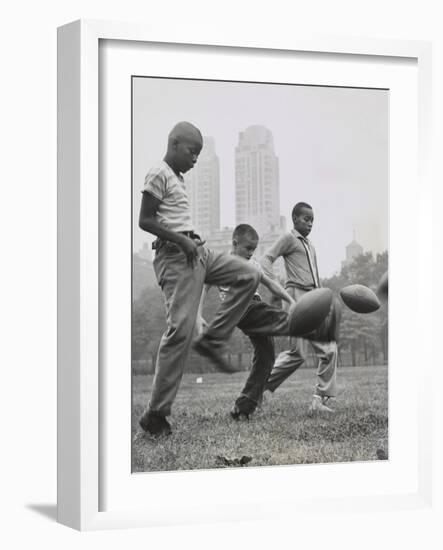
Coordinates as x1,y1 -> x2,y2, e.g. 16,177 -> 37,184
261,229 -> 320,290
219,257 -> 263,301
142,160 -> 194,233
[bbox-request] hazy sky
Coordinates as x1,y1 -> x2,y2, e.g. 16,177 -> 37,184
133,77 -> 388,277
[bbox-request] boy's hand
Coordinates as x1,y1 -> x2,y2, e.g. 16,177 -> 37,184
270,295 -> 283,309
179,236 -> 205,267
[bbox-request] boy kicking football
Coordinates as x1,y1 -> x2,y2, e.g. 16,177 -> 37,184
198,224 -> 303,419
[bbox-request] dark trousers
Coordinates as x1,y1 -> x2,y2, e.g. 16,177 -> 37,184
234,298 -> 289,414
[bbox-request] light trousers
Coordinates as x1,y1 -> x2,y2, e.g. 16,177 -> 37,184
265,286 -> 338,398
149,242 -> 260,415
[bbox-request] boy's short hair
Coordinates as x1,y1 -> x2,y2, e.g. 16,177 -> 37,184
232,224 -> 259,242
292,202 -> 313,220
169,121 -> 203,141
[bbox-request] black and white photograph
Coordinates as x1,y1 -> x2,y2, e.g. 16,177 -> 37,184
131,76 -> 389,472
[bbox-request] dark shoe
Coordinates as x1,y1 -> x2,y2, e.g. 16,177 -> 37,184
230,404 -> 249,421
193,336 -> 237,374
139,410 -> 172,436
234,395 -> 257,415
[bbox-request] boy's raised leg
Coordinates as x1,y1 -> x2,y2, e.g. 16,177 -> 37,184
194,251 -> 260,368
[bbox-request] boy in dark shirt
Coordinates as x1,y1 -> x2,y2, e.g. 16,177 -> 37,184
197,224 -> 297,419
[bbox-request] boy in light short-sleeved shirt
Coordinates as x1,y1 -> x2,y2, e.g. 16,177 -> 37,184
137,122 -> 261,436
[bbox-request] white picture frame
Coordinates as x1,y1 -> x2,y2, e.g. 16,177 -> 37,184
57,19 -> 433,531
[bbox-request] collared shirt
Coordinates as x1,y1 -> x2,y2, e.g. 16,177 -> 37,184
219,257 -> 263,301
142,160 -> 194,233
260,229 -> 320,290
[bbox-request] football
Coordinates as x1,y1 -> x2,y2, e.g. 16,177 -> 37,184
340,284 -> 381,313
377,271 -> 388,300
288,288 -> 333,336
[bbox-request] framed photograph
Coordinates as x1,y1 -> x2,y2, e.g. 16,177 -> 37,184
57,19 -> 433,531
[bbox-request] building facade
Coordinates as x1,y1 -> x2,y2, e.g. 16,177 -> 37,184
185,136 -> 220,237
235,125 -> 280,236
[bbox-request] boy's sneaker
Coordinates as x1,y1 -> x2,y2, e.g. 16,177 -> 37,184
139,410 -> 172,436
193,336 -> 237,374
309,395 -> 335,413
259,389 -> 274,408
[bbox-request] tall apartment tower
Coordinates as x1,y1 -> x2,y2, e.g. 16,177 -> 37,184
186,136 -> 220,236
235,125 -> 280,236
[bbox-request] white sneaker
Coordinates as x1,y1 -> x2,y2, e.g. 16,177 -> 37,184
310,395 -> 334,413
258,389 -> 274,409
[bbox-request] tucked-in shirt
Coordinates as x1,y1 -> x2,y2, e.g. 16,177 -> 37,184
219,257 -> 263,301
261,229 -> 320,290
142,160 -> 194,233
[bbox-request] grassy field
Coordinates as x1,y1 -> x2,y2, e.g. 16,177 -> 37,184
132,365 -> 388,473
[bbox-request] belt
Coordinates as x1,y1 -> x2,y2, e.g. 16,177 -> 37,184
152,230 -> 201,250
285,281 -> 316,291
179,231 -> 200,239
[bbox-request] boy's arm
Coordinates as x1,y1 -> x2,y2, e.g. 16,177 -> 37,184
260,233 -> 293,280
260,273 -> 295,307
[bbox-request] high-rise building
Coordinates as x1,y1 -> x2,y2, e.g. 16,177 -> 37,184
185,136 -> 220,237
205,226 -> 234,255
235,125 -> 280,236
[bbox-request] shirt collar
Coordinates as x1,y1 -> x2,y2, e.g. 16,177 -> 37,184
292,228 -> 310,243
162,160 -> 184,182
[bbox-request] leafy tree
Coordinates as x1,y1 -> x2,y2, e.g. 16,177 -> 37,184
323,250 -> 388,366
132,286 -> 165,367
